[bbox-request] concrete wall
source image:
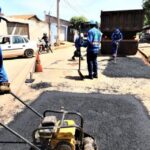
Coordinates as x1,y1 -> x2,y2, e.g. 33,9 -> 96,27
0,19 -> 8,35
28,20 -> 49,42
0,15 -> 70,44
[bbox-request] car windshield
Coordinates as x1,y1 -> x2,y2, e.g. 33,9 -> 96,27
23,37 -> 29,43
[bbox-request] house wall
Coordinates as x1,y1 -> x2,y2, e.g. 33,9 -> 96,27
7,22 -> 29,38
0,16 -> 49,43
46,15 -> 70,44
1,15 -> 70,44
50,23 -> 68,44
28,20 -> 49,42
0,19 -> 8,35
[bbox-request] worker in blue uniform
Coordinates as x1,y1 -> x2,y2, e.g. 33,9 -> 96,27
86,21 -> 102,79
0,46 -> 10,93
72,33 -> 84,60
111,28 -> 123,58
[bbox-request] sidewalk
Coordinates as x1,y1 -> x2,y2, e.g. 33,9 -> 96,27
138,43 -> 150,59
52,41 -> 74,50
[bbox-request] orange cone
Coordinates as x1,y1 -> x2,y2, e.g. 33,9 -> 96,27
35,52 -> 43,72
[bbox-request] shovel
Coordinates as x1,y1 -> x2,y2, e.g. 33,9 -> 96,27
78,48 -> 84,79
114,41 -> 119,63
77,24 -> 85,79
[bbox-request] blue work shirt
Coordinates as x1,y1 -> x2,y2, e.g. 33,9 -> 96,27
111,29 -> 123,42
87,27 -> 102,53
75,36 -> 82,50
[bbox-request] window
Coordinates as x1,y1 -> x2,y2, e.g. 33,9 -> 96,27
12,36 -> 24,44
23,37 -> 29,43
1,37 -> 10,44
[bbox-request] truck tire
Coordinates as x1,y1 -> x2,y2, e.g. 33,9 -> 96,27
24,49 -> 34,58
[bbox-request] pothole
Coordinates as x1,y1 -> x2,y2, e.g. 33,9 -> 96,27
30,82 -> 52,90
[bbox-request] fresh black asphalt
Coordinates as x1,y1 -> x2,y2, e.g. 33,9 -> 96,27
0,91 -> 150,150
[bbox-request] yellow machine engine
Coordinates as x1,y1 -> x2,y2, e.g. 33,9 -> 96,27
31,109 -> 97,150
50,120 -> 76,150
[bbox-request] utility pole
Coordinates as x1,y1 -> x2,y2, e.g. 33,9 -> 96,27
56,0 -> 60,45
44,11 -> 51,43
48,11 -> 51,43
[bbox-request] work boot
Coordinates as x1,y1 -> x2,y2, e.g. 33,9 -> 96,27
72,56 -> 75,60
93,74 -> 98,78
85,75 -> 93,80
0,82 -> 10,93
81,56 -> 84,60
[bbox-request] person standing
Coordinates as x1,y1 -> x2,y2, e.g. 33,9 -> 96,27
72,33 -> 84,60
0,46 -> 10,93
86,21 -> 102,79
111,28 -> 123,59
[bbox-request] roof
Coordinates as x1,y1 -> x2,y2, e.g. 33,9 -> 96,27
0,16 -> 28,24
9,14 -> 41,21
143,25 -> 150,30
101,9 -> 144,14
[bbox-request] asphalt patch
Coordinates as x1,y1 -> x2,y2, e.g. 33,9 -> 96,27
103,57 -> 150,78
0,91 -> 150,150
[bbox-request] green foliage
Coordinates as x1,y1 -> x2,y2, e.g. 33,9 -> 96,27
143,0 -> 150,25
70,16 -> 88,29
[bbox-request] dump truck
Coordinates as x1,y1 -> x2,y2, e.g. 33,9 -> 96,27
100,9 -> 144,55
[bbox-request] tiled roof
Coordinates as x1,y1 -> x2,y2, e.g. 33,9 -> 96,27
9,14 -> 41,21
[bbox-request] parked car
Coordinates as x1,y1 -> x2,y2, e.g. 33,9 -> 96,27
139,33 -> 150,43
0,35 -> 38,58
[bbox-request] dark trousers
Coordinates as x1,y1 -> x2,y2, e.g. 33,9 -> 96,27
112,42 -> 119,56
87,52 -> 98,77
112,42 -> 117,55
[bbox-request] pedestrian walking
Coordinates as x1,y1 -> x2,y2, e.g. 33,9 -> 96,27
86,21 -> 102,79
111,28 -> 123,59
72,33 -> 84,60
0,46 -> 10,93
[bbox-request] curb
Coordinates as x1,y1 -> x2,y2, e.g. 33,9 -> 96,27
52,42 -> 74,50
138,49 -> 150,64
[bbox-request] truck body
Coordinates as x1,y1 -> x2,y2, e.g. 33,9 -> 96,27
100,9 -> 144,55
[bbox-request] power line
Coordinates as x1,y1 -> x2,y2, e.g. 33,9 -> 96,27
49,0 -> 56,10
63,0 -> 83,16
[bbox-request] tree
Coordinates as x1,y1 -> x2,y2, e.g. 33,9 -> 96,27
70,16 -> 88,29
143,0 -> 150,25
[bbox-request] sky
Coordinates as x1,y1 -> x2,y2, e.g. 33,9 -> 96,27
0,0 -> 143,22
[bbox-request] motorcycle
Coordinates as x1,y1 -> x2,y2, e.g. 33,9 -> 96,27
38,39 -> 53,54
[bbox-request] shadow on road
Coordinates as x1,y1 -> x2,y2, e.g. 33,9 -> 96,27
0,91 -> 150,150
102,56 -> 150,79
65,75 -> 84,81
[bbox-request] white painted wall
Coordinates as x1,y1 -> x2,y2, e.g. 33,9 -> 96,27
0,20 -> 8,35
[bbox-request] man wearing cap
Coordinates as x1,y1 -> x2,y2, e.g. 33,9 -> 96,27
72,33 -> 84,60
86,21 -> 102,79
111,28 -> 123,59
0,46 -> 10,93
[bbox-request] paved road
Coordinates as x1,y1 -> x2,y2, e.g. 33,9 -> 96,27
0,91 -> 150,150
3,57 -> 35,92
